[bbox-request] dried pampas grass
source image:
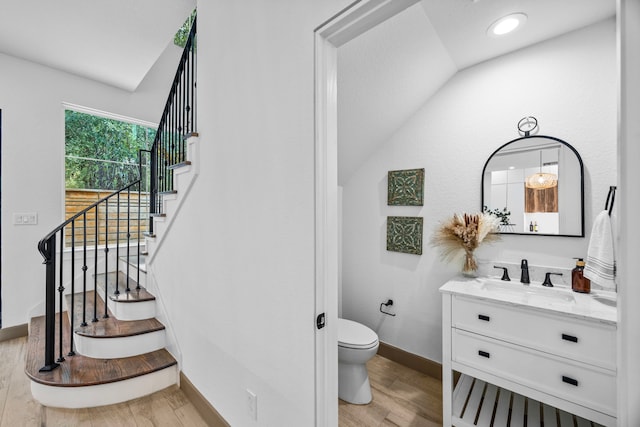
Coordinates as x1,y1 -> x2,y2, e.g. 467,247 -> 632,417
431,212 -> 501,273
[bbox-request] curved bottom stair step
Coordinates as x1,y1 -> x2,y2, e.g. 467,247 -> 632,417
26,315 -> 178,408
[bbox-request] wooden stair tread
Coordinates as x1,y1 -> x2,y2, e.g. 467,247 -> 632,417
25,315 -> 176,387
168,161 -> 191,170
65,291 -> 163,338
96,272 -> 154,302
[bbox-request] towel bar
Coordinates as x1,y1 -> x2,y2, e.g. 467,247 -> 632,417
605,186 -> 616,216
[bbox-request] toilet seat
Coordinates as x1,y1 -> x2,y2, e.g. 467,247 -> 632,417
338,318 -> 378,350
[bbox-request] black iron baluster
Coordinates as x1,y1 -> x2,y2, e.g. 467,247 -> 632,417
184,53 -> 189,160
115,193 -> 120,295
172,93 -> 176,167
103,199 -> 109,318
150,147 -> 156,232
179,68 -> 184,161
137,180 -> 141,289
93,206 -> 98,322
180,69 -> 183,157
81,213 -> 88,327
192,19 -> 197,132
57,230 -> 65,363
126,187 -> 131,292
69,221 -> 76,356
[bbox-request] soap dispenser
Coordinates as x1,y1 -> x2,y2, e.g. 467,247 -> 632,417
572,258 -> 591,293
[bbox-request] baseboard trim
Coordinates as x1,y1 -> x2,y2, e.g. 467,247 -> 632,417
180,372 -> 230,427
377,341 -> 442,381
0,323 -> 28,342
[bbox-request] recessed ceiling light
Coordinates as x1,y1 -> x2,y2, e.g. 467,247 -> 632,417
487,13 -> 527,37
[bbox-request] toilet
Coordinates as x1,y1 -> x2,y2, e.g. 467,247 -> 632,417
338,318 -> 379,404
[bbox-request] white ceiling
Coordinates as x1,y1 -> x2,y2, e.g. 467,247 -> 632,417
337,0 -> 616,184
0,0 -> 195,92
0,0 -> 616,181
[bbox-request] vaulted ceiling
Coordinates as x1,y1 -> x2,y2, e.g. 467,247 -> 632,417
337,0 -> 616,184
0,1 -> 615,183
0,0 -> 195,91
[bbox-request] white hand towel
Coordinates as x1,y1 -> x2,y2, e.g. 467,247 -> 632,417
584,210 -> 616,290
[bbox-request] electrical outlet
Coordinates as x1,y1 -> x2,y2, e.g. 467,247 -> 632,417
246,389 -> 257,421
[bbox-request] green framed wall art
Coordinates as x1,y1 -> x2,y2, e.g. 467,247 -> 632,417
386,216 -> 423,255
387,168 -> 425,206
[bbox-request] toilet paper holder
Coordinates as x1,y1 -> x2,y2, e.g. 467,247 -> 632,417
379,299 -> 396,317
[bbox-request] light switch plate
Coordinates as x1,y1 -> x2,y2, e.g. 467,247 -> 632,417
13,212 -> 38,225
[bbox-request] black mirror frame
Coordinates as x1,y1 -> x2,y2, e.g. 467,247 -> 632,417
481,134 -> 585,237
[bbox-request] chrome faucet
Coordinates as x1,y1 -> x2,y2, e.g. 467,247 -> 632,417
520,259 -> 530,284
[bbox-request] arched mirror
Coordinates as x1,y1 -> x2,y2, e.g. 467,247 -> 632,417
481,130 -> 584,237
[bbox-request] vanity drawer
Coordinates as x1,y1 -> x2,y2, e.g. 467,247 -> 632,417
452,329 -> 616,416
452,295 -> 616,370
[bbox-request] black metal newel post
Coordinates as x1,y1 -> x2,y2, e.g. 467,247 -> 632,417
39,235 -> 59,372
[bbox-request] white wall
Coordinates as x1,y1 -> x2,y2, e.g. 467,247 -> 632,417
0,43 -> 181,328
341,19 -> 617,363
148,1 -> 351,426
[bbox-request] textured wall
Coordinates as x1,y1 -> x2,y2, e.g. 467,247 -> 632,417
341,18 -> 617,363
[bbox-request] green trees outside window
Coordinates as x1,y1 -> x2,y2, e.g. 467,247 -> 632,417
65,110 -> 155,191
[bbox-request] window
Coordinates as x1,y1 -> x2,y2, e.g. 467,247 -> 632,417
64,108 -> 156,247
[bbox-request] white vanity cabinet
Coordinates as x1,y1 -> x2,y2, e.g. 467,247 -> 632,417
441,279 -> 617,427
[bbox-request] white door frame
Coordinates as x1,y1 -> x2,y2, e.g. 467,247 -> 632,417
617,1 -> 640,425
313,1 -> 419,425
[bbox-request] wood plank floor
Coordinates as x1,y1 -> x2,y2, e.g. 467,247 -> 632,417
1,337 -> 207,427
339,355 -> 443,427
13,326 -> 442,426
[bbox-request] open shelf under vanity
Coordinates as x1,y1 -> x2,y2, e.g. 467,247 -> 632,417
453,374 -> 605,427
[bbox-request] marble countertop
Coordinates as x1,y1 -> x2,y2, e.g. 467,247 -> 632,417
440,276 -> 617,325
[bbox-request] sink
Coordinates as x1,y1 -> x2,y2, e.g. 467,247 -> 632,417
478,279 -> 576,304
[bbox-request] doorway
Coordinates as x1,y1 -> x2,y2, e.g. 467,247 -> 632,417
313,1 -> 420,424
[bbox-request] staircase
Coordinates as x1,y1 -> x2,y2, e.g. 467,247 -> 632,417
26,133 -> 199,408
27,16 -> 198,409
